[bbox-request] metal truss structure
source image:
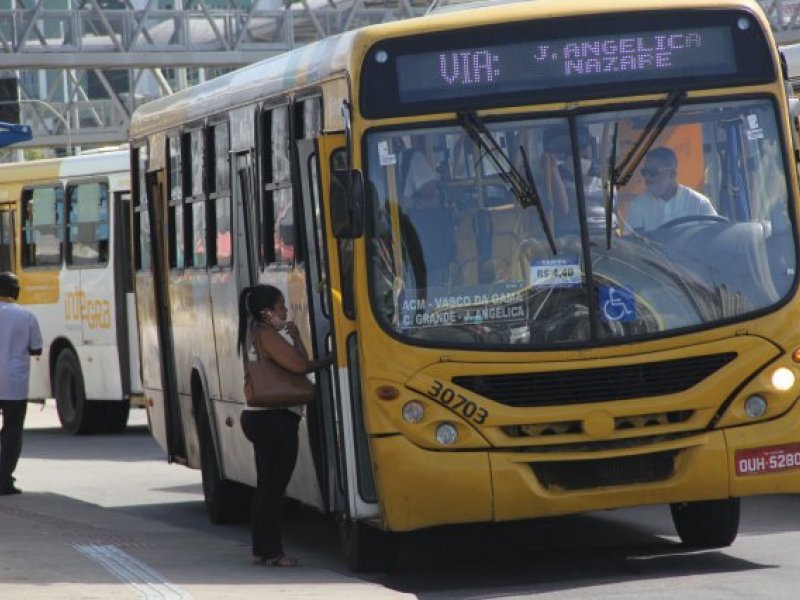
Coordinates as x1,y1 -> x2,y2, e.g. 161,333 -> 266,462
0,0 -> 429,152
0,0 -> 796,154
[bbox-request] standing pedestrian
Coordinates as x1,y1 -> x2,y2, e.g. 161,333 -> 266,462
236,284 -> 332,567
0,272 -> 42,496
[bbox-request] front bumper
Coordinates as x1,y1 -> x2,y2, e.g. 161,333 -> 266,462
372,396 -> 800,532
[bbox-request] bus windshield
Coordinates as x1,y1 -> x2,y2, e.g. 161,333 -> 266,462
366,97 -> 796,347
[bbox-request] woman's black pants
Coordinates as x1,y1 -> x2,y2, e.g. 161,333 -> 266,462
240,409 -> 300,560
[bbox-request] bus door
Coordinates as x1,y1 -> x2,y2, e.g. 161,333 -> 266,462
297,136 -> 370,517
145,169 -> 184,460
113,190 -> 142,397
0,201 -> 15,271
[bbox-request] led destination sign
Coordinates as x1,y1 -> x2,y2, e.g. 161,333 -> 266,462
395,26 -> 736,104
361,10 -> 774,117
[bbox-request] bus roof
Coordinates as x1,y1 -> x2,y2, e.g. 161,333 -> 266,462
128,31 -> 356,139
129,0 -> 770,139
0,148 -> 129,185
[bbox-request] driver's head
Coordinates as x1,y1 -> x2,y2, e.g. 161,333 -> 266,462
0,271 -> 20,300
641,147 -> 678,199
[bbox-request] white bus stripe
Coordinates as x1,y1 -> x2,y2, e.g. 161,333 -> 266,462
74,544 -> 192,600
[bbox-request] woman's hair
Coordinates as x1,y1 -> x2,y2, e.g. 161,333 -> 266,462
236,284 -> 284,355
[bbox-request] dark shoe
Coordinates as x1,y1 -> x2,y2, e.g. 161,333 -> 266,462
0,484 -> 21,496
262,553 -> 298,567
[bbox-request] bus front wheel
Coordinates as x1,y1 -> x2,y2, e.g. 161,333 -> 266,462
338,518 -> 396,572
670,498 -> 740,548
54,349 -> 98,435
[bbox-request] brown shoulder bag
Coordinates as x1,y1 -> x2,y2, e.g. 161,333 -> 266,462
243,325 -> 314,408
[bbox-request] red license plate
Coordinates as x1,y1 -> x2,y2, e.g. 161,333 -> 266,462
735,444 -> 800,476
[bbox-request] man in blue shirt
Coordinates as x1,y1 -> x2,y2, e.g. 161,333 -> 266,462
0,272 -> 42,495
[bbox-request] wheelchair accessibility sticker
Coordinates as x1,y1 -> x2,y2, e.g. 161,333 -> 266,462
599,285 -> 636,322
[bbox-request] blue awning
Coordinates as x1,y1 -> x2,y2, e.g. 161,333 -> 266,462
0,122 -> 31,148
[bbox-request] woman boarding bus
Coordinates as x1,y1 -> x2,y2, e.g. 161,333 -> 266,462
0,148 -> 142,434
129,0 -> 800,571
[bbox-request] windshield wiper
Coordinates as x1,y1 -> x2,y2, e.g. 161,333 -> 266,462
457,110 -> 557,255
604,122 -> 619,250
612,90 -> 687,186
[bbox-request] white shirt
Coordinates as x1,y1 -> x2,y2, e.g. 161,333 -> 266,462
0,300 -> 43,401
624,185 -> 716,232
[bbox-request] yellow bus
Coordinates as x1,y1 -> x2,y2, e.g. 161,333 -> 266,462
0,148 -> 142,434
129,0 -> 800,570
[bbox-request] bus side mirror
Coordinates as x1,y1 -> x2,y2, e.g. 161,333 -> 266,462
330,169 -> 364,239
788,94 -> 800,165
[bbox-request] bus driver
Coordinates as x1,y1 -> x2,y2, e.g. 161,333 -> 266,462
623,146 -> 717,233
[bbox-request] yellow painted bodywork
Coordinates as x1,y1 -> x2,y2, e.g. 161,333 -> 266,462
727,401 -> 800,496
363,323 -> 800,530
371,435 -> 493,530
0,158 -> 62,304
489,432 -> 730,523
342,0 -> 800,532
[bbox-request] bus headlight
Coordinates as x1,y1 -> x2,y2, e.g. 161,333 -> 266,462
435,422 -> 458,445
771,367 -> 795,391
402,401 -> 425,424
744,395 -> 768,418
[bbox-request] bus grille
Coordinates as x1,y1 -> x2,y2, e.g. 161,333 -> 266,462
531,450 -> 679,490
453,353 -> 736,407
502,410 -> 694,439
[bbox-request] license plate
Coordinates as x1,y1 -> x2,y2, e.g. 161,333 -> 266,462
735,443 -> 800,476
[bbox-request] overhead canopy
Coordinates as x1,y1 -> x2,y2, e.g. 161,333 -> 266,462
0,122 -> 31,148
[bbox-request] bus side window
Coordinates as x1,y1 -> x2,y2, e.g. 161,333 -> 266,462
262,105 -> 294,266
331,148 -> 356,319
66,181 -> 109,266
21,185 -> 63,268
167,135 -> 185,270
291,95 -> 323,266
207,121 -> 232,269
186,128 -> 207,269
132,145 -> 152,272
298,96 -> 322,140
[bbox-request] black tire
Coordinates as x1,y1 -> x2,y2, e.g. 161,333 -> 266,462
54,349 -> 101,435
338,518 -> 396,572
101,400 -> 130,434
194,402 -> 248,524
670,498 -> 740,548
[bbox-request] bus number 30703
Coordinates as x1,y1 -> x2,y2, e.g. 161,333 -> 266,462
427,379 -> 489,425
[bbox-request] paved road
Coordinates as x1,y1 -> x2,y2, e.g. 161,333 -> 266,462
3,402 -> 800,599
0,402 -> 407,599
